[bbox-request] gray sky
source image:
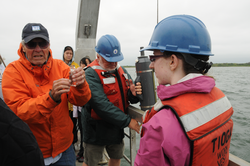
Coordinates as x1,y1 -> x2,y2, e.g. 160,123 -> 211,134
0,0 -> 250,66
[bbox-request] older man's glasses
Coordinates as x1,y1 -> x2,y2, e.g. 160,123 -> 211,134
25,40 -> 49,49
149,55 -> 165,62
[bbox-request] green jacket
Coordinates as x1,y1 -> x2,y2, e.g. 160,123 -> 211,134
82,65 -> 139,145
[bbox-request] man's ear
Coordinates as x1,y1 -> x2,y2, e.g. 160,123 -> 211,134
22,45 -> 26,53
96,54 -> 100,62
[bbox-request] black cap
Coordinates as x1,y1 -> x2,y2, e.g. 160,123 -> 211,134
22,23 -> 49,43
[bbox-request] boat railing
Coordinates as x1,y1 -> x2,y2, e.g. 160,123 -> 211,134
125,105 -> 250,166
122,105 -> 144,165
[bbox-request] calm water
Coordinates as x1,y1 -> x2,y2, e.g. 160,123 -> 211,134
122,67 -> 250,165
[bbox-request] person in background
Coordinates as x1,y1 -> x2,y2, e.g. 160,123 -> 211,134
63,46 -> 79,68
0,56 -> 5,100
81,34 -> 142,166
80,57 -> 92,68
2,23 -> 91,166
134,15 -> 234,166
75,56 -> 92,163
63,46 -> 81,151
0,98 -> 45,166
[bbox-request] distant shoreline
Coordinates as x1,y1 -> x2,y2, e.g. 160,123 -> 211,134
124,62 -> 250,68
211,63 -> 250,67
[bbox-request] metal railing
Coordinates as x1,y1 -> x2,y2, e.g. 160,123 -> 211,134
123,105 -> 144,165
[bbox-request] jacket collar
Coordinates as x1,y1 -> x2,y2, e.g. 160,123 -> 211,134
157,74 -> 215,101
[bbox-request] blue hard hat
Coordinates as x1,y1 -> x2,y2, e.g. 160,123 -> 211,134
141,15 -> 213,56
95,34 -> 124,62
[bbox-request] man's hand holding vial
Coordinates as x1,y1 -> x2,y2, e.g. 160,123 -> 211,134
69,66 -> 85,87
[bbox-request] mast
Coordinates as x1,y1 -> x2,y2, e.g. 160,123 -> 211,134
75,0 -> 100,64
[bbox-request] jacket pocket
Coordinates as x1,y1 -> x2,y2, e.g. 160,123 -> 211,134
103,83 -> 118,95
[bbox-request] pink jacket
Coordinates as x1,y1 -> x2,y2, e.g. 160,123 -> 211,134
135,75 -> 215,166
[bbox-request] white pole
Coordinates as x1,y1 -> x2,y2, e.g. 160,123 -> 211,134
157,0 -> 159,24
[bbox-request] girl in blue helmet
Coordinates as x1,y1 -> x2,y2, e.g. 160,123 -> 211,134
135,15 -> 234,166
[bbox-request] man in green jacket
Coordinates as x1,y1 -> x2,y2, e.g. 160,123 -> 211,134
81,34 -> 141,166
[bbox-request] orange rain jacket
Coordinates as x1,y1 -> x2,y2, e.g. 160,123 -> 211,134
2,43 -> 91,158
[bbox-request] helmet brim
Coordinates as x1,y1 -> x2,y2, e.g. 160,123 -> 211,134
99,52 -> 124,62
140,45 -> 214,56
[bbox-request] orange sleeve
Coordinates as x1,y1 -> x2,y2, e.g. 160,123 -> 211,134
67,80 -> 91,107
2,64 -> 59,124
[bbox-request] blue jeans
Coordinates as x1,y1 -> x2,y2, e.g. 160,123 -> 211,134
51,144 -> 76,166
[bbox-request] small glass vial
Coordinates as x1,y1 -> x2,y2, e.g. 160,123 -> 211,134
70,66 -> 76,87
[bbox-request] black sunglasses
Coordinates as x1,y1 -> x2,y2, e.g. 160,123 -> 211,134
149,55 -> 165,62
25,40 -> 49,49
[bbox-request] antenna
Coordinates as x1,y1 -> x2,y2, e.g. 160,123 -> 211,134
157,0 -> 159,24
0,54 -> 6,67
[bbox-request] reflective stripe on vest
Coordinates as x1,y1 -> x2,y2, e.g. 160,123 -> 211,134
159,87 -> 233,141
180,95 -> 232,133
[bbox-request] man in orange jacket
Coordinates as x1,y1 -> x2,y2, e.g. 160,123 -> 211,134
2,23 -> 91,166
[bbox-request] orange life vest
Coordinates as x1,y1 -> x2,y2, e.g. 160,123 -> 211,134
89,60 -> 129,120
142,87 -> 234,166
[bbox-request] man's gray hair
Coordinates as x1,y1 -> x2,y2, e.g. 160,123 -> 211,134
21,40 -> 25,45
